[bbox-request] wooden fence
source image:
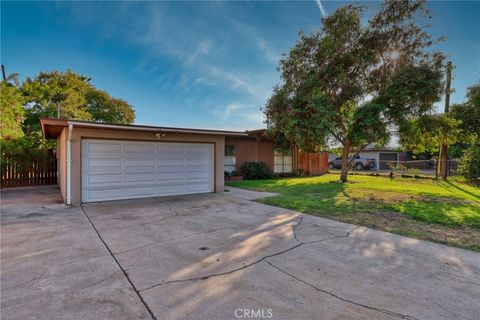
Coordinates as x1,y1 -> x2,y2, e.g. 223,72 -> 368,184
298,152 -> 329,175
1,151 -> 57,188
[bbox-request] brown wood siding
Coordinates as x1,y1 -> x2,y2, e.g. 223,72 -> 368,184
225,138 -> 274,171
226,138 -> 328,175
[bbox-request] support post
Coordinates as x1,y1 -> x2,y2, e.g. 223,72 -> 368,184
66,123 -> 73,206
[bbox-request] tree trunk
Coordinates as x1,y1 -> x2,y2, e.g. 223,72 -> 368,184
340,141 -> 351,182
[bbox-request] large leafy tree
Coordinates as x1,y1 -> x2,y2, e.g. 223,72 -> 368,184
264,0 -> 444,182
1,70 -> 136,162
0,79 -> 25,140
21,70 -> 135,132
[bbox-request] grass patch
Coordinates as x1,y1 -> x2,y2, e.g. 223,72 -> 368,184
227,174 -> 480,252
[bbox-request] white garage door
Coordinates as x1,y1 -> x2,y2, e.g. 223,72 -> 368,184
81,139 -> 213,203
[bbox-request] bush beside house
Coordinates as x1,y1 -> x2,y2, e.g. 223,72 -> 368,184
239,162 -> 274,180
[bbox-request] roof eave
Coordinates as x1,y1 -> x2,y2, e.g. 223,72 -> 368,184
39,118 -> 248,138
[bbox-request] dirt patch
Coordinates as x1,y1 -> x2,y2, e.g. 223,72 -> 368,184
346,190 -> 417,203
345,190 -> 477,205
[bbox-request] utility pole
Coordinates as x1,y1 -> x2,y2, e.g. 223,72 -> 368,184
440,61 -> 452,180
1,65 -> 6,81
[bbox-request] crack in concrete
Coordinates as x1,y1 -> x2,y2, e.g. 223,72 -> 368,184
293,216 -> 361,244
80,206 -> 157,320
264,260 -> 418,320
139,218 -> 360,293
292,216 -> 304,242
139,242 -> 304,293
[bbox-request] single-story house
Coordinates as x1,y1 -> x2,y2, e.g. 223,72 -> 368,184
41,119 -> 328,206
224,129 -> 328,175
328,148 -> 409,170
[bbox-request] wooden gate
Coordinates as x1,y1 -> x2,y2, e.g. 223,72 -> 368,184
298,152 -> 329,175
1,151 -> 57,188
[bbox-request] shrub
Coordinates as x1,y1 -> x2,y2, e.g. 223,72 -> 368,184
407,167 -> 421,176
239,162 -> 274,180
458,141 -> 480,181
389,163 -> 407,172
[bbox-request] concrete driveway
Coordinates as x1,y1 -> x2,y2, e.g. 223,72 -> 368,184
1,186 -> 479,320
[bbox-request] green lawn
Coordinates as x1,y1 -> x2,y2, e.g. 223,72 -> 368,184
227,174 -> 480,252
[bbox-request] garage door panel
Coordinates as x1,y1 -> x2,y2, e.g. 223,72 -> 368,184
157,158 -> 185,166
186,171 -> 210,179
155,180 -> 185,187
125,152 -> 155,159
186,158 -> 210,166
186,166 -> 210,173
379,153 -> 398,170
88,143 -> 122,153
158,171 -> 185,180
186,144 -> 210,153
155,185 -> 185,195
124,186 -> 156,197
82,140 -> 213,202
87,188 -> 123,201
89,158 -> 122,168
87,173 -> 122,185
125,158 -> 155,167
157,165 -> 186,173
157,144 -> 185,154
125,143 -> 155,153
185,183 -> 212,193
125,172 -> 155,183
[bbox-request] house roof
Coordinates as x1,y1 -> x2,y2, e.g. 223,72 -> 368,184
40,118 -> 249,139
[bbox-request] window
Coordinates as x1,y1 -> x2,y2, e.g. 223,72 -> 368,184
224,145 -> 236,173
225,145 -> 236,156
274,149 -> 292,173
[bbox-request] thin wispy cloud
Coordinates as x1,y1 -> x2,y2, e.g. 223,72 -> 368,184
213,103 -> 264,126
315,0 -> 327,18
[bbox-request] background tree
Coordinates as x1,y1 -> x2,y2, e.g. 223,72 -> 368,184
458,140 -> 480,181
0,80 -> 25,140
1,70 -> 136,163
450,82 -> 480,142
263,0 -> 444,182
399,113 -> 461,155
450,82 -> 480,180
20,70 -> 135,132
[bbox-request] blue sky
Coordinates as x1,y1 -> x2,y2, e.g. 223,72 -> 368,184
2,1 -> 479,130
